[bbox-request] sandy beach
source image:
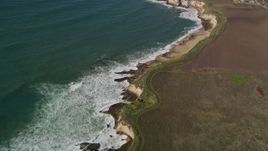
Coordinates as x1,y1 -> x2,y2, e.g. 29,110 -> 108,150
155,3 -> 217,63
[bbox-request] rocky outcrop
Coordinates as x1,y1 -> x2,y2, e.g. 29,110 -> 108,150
233,0 -> 268,9
181,0 -> 190,7
121,84 -> 143,101
167,0 -> 179,6
164,0 -> 189,7
79,142 -> 100,151
105,103 -> 134,149
158,0 -> 203,7
115,61 -> 153,83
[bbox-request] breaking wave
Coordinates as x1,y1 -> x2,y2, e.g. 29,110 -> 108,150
0,1 -> 201,151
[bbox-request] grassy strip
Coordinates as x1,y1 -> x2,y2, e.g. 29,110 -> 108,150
123,64 -> 161,151
122,1 -> 227,151
228,74 -> 251,85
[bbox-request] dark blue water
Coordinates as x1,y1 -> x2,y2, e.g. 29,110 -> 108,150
0,0 -> 197,150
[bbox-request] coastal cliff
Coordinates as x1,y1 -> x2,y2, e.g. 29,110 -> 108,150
113,0 -> 268,150
117,0 -> 217,100
79,0 -> 217,148
163,0 -> 203,8
110,0 -> 219,151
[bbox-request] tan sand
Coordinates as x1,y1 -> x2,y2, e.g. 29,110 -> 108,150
126,84 -> 143,98
156,8 -> 217,62
115,121 -> 135,139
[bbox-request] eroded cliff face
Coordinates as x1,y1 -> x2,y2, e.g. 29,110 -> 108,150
161,0 -> 203,8
165,0 -> 190,6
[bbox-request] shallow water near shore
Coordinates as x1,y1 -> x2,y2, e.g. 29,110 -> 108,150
0,0 -> 198,150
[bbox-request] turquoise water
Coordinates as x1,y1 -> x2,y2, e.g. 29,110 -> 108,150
0,0 -> 197,150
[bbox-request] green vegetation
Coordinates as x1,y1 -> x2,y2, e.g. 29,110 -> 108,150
120,0 -> 268,150
228,74 -> 251,85
122,1 -> 228,151
123,64 -> 161,151
140,71 -> 268,151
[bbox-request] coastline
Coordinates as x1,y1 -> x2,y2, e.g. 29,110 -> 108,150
137,1 -> 268,150
108,0 -> 222,150
3,0 -> 267,150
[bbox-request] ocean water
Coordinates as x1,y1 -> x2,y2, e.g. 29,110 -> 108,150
0,0 -> 199,150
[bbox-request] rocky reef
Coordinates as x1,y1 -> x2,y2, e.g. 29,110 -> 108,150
78,142 -> 101,151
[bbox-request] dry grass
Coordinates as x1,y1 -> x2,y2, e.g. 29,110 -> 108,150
140,70 -> 268,151
186,1 -> 268,72
137,1 -> 268,151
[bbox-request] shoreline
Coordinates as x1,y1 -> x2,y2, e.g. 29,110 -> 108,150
137,1 -> 268,150
108,0 -> 219,150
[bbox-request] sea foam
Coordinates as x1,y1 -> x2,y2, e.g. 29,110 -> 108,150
0,1 -> 201,151
2,63 -> 129,151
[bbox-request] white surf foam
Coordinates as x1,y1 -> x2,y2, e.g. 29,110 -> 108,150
69,81 -> 83,92
0,1 -> 202,151
1,63 -> 129,151
146,0 -> 202,23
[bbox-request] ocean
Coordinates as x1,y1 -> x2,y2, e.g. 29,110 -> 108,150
0,0 -> 199,150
